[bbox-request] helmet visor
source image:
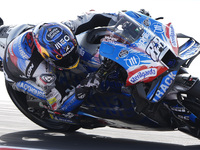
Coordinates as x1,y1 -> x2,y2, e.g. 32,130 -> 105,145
54,48 -> 79,69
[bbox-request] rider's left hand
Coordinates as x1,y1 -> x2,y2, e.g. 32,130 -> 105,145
80,72 -> 101,89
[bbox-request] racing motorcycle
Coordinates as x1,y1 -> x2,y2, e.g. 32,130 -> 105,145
3,11 -> 200,139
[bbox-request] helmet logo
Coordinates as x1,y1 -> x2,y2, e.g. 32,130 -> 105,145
46,27 -> 62,41
54,35 -> 70,50
56,54 -> 63,60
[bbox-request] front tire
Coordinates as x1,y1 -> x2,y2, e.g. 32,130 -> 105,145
5,81 -> 80,132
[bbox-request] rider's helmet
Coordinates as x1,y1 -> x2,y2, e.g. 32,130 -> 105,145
32,22 -> 79,70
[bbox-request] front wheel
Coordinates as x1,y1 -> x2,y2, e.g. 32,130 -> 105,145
5,81 -> 80,132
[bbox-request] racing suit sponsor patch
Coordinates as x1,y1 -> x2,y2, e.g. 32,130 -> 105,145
15,81 -> 46,100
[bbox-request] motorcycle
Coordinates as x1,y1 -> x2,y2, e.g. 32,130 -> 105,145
3,11 -> 200,139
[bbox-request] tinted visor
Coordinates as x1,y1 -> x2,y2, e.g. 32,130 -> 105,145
54,47 -> 79,69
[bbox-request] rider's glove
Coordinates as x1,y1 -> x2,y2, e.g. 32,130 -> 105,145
75,72 -> 101,100
80,72 -> 101,88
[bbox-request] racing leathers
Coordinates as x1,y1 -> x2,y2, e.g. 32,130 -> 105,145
2,11 -> 117,113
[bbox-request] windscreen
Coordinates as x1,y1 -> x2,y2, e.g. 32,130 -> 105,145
106,12 -> 144,44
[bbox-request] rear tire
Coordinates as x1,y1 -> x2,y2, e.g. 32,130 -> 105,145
5,81 -> 80,132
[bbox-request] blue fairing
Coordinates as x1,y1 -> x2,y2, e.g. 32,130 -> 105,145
99,41 -> 130,70
147,71 -> 177,102
99,41 -> 152,71
126,11 -> 200,61
179,39 -> 200,60
125,11 -> 168,42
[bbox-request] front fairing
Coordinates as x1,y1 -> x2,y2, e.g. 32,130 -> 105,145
126,11 -> 179,56
99,11 -> 179,86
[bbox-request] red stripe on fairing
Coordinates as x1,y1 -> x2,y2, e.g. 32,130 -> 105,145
8,42 -> 18,67
165,23 -> 179,55
126,65 -> 168,86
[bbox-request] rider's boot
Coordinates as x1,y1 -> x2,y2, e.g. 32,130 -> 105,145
49,94 -> 84,124
59,94 -> 84,113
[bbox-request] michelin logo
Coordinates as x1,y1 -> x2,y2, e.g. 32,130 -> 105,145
129,68 -> 157,84
169,24 -> 177,47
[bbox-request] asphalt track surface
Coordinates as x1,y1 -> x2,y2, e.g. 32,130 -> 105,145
1,78 -> 200,149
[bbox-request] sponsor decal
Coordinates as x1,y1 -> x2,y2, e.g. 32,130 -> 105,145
169,24 -> 177,47
170,106 -> 187,113
180,43 -> 200,59
146,36 -> 165,61
53,114 -> 75,123
18,41 -> 30,59
143,18 -> 151,27
60,95 -> 83,112
135,30 -> 151,47
40,74 -> 56,84
125,55 -> 140,67
152,71 -> 177,102
103,36 -> 118,42
16,81 -> 46,100
10,34 -> 31,60
178,115 -> 190,121
118,50 -> 129,58
54,35 -> 71,50
26,63 -> 34,78
46,27 -> 62,41
129,68 -> 157,84
152,22 -> 164,33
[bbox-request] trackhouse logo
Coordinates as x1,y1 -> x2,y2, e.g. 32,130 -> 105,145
152,71 -> 177,102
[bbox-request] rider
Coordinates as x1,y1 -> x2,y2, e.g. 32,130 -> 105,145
2,11 -> 118,114
2,9 -> 170,126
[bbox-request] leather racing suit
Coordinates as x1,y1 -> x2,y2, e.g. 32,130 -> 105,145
1,11 -> 117,113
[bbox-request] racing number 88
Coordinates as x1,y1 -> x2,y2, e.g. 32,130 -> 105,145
146,37 -> 166,62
